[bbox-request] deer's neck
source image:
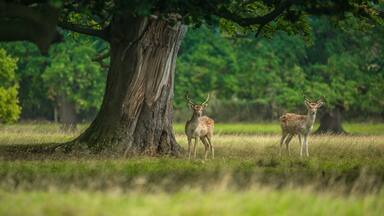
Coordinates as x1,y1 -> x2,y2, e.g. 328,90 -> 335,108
189,113 -> 201,122
306,111 -> 317,128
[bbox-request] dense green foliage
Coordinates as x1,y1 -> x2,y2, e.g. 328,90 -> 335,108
49,0 -> 383,39
304,17 -> 384,117
174,26 -> 238,107
0,49 -> 20,123
0,43 -> 53,119
0,34 -> 106,121
2,17 -> 384,122
1,1 -> 384,121
43,34 -> 106,117
175,16 -> 384,121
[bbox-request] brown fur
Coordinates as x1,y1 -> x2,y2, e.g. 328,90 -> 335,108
279,99 -> 324,157
280,113 -> 307,135
185,115 -> 214,138
200,116 -> 214,134
185,103 -> 215,160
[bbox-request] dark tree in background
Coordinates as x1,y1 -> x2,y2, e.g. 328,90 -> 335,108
305,16 -> 384,134
0,0 -> 382,155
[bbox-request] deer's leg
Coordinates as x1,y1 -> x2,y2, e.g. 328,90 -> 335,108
193,138 -> 198,159
187,137 -> 192,160
200,137 -> 209,160
285,134 -> 293,156
298,134 -> 303,157
206,136 -> 214,159
304,135 -> 309,157
280,133 -> 288,156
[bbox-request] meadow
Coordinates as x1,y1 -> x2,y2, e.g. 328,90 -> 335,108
0,122 -> 384,215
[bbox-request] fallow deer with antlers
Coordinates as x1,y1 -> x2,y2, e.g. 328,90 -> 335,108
185,94 -> 214,160
279,97 -> 324,157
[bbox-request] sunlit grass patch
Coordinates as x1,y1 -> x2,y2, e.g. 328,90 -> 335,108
344,123 -> 384,135
0,123 -> 82,145
173,122 -> 384,135
0,122 -> 383,142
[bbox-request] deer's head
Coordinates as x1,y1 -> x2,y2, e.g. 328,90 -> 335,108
185,93 -> 210,117
304,97 -> 324,115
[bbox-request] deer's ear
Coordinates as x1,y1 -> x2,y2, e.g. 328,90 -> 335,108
190,104 -> 194,109
317,101 -> 324,108
203,103 -> 208,108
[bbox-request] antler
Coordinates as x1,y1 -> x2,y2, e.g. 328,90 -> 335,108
304,96 -> 311,103
317,96 -> 325,105
202,94 -> 210,105
185,93 -> 195,106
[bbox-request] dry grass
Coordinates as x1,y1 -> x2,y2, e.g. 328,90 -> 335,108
176,134 -> 384,159
0,123 -> 384,215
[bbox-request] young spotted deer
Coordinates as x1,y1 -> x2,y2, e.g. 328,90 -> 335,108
279,97 -> 324,157
185,94 -> 214,160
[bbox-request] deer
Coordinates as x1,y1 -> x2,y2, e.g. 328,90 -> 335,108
185,93 -> 214,160
279,97 -> 324,157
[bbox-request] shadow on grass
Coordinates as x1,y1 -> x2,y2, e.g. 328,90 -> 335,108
0,143 -> 104,161
0,143 -> 56,159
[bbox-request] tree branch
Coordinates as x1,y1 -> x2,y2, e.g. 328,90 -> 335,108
212,0 -> 294,27
0,2 -> 44,23
58,21 -> 109,41
92,47 -> 110,69
0,2 -> 62,54
96,61 -> 110,69
92,49 -> 110,62
255,23 -> 266,38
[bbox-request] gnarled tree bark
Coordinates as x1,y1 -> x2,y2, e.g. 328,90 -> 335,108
63,15 -> 186,156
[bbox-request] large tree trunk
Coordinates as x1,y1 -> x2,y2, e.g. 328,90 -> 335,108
57,94 -> 77,132
64,15 -> 186,156
315,106 -> 346,134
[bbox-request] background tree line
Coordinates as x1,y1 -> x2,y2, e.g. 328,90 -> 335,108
175,15 -> 384,133
1,15 -> 383,133
0,33 -> 107,130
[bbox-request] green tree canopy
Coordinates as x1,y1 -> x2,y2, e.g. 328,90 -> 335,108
43,34 -> 106,115
175,15 -> 384,127
0,49 -> 21,123
0,42 -> 53,120
175,26 -> 238,107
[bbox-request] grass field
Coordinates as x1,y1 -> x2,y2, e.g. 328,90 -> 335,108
174,122 -> 384,135
0,123 -> 384,215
